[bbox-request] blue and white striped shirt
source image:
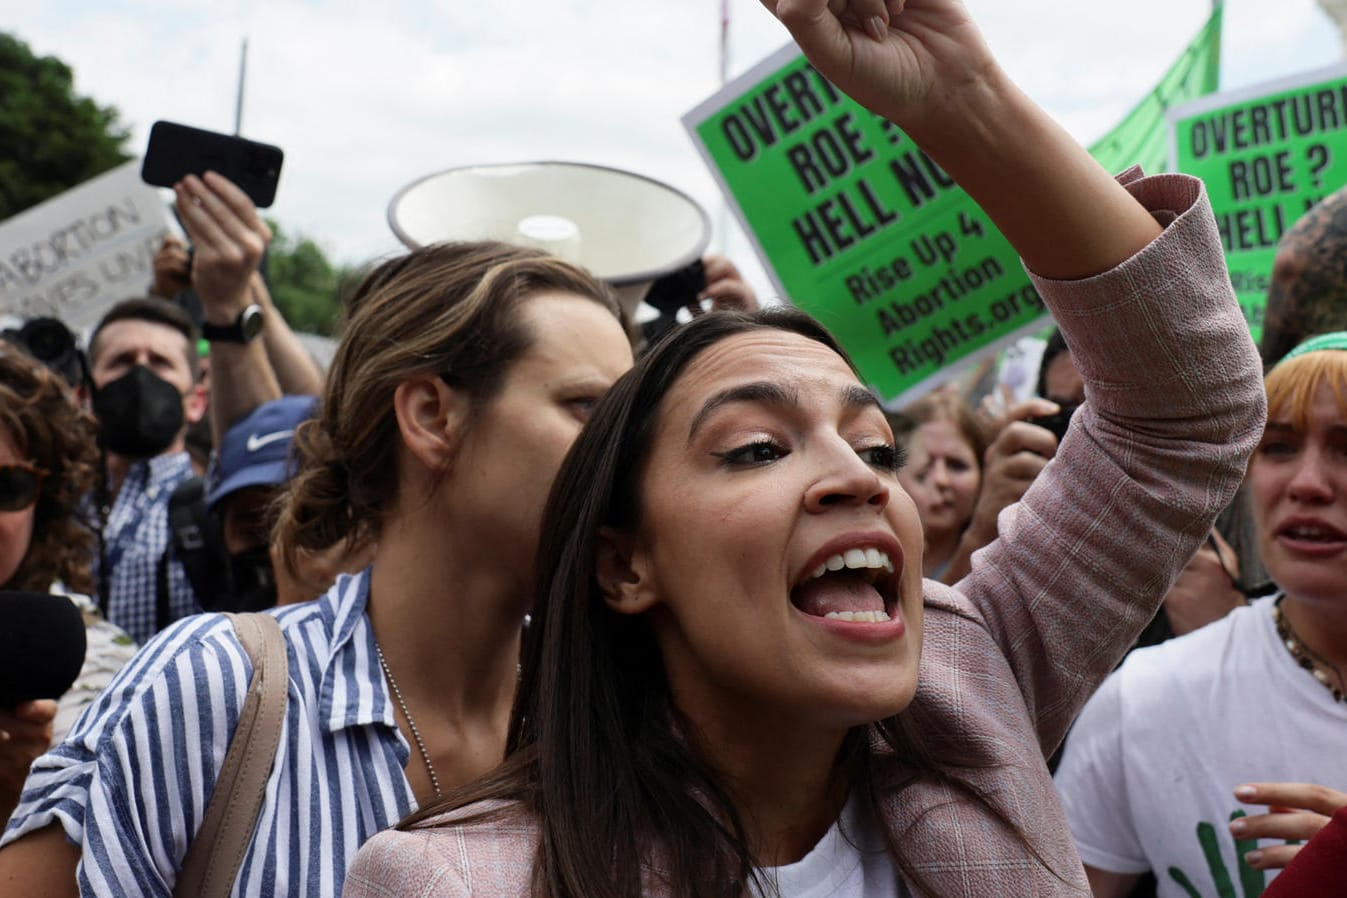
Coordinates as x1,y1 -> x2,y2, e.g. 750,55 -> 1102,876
2,569 -> 417,898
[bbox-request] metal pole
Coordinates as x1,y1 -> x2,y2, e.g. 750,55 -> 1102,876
719,0 -> 729,85
234,38 -> 248,135
716,1 -> 730,253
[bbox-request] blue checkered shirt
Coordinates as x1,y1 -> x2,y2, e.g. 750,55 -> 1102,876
96,452 -> 202,645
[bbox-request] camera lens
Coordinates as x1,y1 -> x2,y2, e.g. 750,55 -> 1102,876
13,317 -> 84,389
19,318 -> 74,363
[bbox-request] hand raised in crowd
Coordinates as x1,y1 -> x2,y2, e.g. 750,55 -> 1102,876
1162,529 -> 1245,636
151,234 -> 192,300
699,252 -> 759,314
963,398 -> 1058,543
173,172 -> 272,324
174,171 -> 288,442
1232,782 -> 1347,870
765,0 -> 1160,282
0,700 -> 57,823
761,0 -> 993,130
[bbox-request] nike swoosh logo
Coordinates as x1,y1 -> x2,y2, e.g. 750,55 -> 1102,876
246,429 -> 295,452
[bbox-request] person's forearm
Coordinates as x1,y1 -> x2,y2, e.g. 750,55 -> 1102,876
253,279 -> 325,395
208,342 -> 283,444
905,71 -> 1162,280
962,167 -> 1264,752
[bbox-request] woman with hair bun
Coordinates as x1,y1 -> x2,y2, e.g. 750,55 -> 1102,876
1056,333 -> 1347,897
0,240 -> 634,897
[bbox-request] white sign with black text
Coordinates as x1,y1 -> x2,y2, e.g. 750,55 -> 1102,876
0,160 -> 172,335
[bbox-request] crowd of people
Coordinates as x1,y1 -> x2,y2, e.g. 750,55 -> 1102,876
0,0 -> 1343,895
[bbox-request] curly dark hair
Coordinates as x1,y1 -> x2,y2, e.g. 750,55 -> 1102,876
0,345 -> 99,594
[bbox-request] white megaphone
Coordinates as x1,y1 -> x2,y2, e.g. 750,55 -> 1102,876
387,161 -> 712,325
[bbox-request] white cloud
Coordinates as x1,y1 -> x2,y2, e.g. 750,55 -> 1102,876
6,0 -> 1344,305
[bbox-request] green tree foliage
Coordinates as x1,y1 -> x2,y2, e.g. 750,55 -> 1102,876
0,32 -> 130,221
264,220 -> 347,336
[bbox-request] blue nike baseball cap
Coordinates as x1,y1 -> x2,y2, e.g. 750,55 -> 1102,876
207,395 -> 318,511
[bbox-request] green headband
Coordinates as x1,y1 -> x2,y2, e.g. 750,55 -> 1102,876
1278,331 -> 1347,365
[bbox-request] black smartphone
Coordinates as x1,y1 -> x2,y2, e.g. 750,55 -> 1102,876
642,258 -> 708,316
1029,403 -> 1080,442
141,121 -> 284,208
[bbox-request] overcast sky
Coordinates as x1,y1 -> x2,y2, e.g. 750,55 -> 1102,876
6,0 -> 1342,299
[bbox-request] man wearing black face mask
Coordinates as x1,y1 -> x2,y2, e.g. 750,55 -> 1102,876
85,298 -> 208,644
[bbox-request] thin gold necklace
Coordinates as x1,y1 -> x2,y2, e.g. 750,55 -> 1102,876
375,644 -> 443,799
1273,598 -> 1346,703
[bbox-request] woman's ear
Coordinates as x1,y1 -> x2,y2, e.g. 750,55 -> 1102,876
596,526 -> 658,615
393,375 -> 470,472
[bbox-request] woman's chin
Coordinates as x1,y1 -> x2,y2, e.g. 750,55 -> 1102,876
817,676 -> 919,730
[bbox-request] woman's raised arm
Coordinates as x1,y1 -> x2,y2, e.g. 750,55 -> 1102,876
761,0 -> 1162,278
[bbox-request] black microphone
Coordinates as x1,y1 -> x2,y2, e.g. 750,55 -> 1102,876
0,591 -> 88,708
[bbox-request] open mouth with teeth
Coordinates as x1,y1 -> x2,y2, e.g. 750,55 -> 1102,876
1278,522 -> 1347,545
790,548 -> 899,624
1276,522 -> 1341,543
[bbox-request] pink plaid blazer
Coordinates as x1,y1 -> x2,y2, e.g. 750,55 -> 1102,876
343,171 -> 1266,898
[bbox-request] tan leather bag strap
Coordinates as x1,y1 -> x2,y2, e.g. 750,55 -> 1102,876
175,612 -> 289,898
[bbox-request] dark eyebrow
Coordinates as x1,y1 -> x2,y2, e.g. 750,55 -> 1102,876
689,382 -> 795,443
840,384 -> 883,414
686,380 -> 881,443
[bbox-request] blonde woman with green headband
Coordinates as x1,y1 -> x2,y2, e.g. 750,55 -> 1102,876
1057,331 -> 1347,898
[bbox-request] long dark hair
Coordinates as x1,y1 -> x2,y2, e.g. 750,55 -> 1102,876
404,309 -> 1040,896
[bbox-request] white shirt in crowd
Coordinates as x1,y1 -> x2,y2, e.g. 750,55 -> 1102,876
1054,595 -> 1347,898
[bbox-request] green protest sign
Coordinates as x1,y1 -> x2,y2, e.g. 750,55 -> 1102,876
684,49 -> 1039,406
1169,63 -> 1347,344
684,10 -> 1221,406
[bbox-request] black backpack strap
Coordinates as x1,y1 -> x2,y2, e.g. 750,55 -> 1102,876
156,542 -> 173,634
165,476 -> 227,615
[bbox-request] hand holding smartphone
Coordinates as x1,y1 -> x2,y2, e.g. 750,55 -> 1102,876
141,121 -> 284,208
1028,403 -> 1080,442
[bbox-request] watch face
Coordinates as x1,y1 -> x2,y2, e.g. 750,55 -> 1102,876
241,305 -> 265,341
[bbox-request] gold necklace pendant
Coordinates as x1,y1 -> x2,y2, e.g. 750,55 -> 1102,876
1273,599 -> 1346,703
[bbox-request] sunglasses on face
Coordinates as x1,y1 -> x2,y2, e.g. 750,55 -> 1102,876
0,463 -> 46,512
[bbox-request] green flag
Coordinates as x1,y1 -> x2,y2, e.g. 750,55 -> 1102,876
683,9 -> 1225,405
1092,5 -> 1224,173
